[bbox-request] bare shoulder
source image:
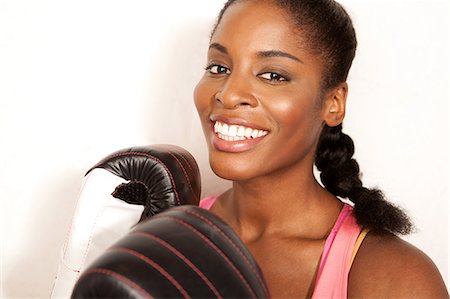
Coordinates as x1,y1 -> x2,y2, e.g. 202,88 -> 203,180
348,231 -> 449,299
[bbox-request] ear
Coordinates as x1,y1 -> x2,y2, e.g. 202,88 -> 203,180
322,82 -> 348,127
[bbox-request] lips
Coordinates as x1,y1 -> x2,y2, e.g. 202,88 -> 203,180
209,118 -> 270,153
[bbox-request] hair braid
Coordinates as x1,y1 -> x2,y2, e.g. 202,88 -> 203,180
315,124 -> 413,235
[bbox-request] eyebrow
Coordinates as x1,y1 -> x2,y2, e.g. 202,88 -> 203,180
209,43 -> 228,54
258,50 -> 304,64
209,43 -> 304,64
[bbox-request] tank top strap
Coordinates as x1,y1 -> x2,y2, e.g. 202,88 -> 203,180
349,228 -> 370,267
312,204 -> 362,299
199,196 -> 218,210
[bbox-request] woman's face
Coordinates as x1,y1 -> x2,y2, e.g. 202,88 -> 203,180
194,0 -> 330,182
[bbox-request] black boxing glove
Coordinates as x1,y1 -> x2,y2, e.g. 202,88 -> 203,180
72,206 -> 270,299
51,145 -> 201,298
88,144 -> 201,221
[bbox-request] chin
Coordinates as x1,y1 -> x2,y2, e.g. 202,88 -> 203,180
209,152 -> 258,182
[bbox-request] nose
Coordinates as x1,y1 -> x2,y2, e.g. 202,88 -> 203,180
215,73 -> 258,109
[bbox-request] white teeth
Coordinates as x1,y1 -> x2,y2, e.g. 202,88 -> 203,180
244,128 -> 253,138
228,125 -> 238,137
218,132 -> 244,141
237,126 -> 245,137
257,130 -> 267,137
213,121 -> 269,141
222,123 -> 229,133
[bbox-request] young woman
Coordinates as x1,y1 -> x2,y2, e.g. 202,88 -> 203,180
194,0 -> 448,298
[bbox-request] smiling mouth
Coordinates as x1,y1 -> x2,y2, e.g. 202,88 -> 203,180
213,121 -> 269,141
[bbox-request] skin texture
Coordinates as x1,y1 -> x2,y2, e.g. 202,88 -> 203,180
194,0 -> 449,298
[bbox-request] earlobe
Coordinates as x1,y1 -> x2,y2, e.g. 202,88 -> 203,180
323,82 -> 348,127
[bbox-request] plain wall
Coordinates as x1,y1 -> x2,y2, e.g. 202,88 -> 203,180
0,0 -> 448,297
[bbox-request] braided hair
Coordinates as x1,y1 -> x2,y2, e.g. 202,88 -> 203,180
213,0 -> 413,235
316,125 -> 413,234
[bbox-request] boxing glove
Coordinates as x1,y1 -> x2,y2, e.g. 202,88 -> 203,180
72,206 -> 270,299
51,145 -> 201,298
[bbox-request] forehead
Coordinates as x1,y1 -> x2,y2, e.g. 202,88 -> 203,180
211,1 -> 306,55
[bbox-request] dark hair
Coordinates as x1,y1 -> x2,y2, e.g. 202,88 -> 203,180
213,0 -> 413,235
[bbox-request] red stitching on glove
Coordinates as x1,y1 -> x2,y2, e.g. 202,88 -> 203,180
153,144 -> 195,173
131,231 -> 222,298
161,150 -> 196,198
179,207 -> 270,297
162,215 -> 257,299
110,247 -> 191,299
80,268 -> 154,299
150,145 -> 198,199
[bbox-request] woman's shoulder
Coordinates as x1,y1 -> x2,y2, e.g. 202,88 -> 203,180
348,231 -> 449,298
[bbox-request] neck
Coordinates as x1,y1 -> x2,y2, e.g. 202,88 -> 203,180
216,164 -> 342,242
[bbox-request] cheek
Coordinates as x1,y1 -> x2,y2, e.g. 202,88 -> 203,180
193,78 -> 216,145
268,90 -> 322,131
193,77 -> 219,116
193,79 -> 207,115
265,89 -> 324,161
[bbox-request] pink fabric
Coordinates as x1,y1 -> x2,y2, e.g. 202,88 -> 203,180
199,196 -> 217,210
316,204 -> 353,280
199,196 -> 361,298
312,204 -> 361,299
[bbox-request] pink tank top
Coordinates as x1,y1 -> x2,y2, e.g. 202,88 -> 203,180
199,196 -> 362,298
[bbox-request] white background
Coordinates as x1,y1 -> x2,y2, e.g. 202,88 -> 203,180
0,0 -> 448,297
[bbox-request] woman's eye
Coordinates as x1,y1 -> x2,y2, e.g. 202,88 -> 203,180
259,72 -> 289,82
205,64 -> 230,75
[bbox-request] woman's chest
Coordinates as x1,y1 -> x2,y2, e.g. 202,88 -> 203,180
246,238 -> 326,298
